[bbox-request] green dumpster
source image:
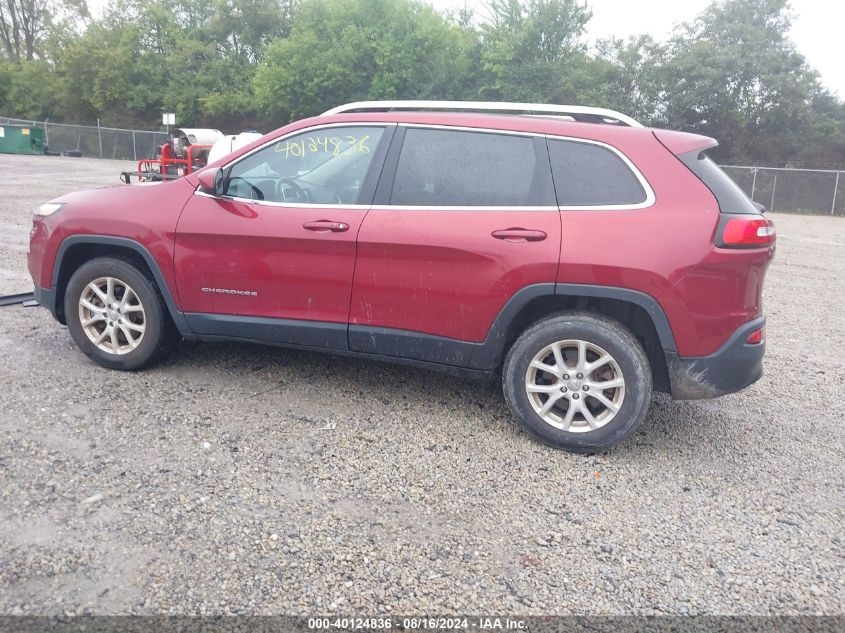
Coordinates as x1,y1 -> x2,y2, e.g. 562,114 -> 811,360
0,125 -> 45,155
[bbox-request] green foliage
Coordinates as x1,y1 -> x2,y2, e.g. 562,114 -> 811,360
254,0 -> 474,119
0,59 -> 60,119
479,0 -> 592,102
660,0 -> 824,162
54,22 -> 165,126
591,35 -> 666,123
205,0 -> 296,62
0,0 -> 842,166
0,0 -> 88,61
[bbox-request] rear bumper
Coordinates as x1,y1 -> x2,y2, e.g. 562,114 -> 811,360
33,285 -> 59,320
667,317 -> 765,400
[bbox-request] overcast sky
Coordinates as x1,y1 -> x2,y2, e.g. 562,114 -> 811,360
430,0 -> 844,97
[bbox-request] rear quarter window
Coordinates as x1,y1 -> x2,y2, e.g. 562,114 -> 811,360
548,139 -> 647,207
679,151 -> 761,214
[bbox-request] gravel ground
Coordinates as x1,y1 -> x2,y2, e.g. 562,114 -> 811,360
0,154 -> 843,616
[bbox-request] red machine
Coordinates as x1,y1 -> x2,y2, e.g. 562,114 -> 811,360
121,128 -> 223,183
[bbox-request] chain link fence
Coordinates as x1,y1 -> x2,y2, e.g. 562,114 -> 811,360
0,116 -> 168,162
718,165 -> 843,216
3,115 -> 844,216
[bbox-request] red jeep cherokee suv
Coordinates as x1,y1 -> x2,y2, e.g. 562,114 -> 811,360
27,101 -> 775,452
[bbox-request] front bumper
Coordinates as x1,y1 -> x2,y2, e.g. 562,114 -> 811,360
667,316 -> 765,400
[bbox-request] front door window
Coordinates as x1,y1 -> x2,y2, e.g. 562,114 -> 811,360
224,126 -> 386,205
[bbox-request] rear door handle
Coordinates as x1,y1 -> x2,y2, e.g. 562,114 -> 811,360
302,220 -> 349,233
491,228 -> 547,242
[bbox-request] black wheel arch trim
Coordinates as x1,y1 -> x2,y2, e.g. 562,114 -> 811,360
470,282 -> 678,371
470,283 -> 555,369
49,234 -> 191,333
555,283 -> 677,352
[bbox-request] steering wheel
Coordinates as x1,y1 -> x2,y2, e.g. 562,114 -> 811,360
277,178 -> 312,203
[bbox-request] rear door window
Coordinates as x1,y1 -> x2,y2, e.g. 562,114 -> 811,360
390,128 -> 547,206
548,139 -> 648,207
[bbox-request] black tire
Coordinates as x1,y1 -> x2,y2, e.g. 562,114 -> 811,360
64,257 -> 173,370
502,312 -> 652,453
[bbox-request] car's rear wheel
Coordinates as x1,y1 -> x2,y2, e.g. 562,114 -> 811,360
64,257 -> 172,370
503,312 -> 652,452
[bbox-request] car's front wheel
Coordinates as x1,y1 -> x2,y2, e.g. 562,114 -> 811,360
64,257 -> 172,370
502,312 -> 652,452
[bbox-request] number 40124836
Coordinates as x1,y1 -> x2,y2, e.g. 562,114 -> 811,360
275,135 -> 371,158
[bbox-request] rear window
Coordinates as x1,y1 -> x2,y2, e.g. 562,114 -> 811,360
548,139 -> 647,206
679,150 -> 760,214
390,128 -> 543,206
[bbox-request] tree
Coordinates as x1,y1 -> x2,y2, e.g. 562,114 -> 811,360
0,0 -> 87,60
55,22 -> 165,126
0,0 -> 842,167
254,0 -> 475,120
591,35 -> 666,124
0,58 -> 58,118
50,0 -> 283,128
660,0 -> 827,163
478,0 -> 592,102
204,0 -> 296,63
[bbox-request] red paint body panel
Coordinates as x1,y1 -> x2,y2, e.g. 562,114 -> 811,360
174,195 -> 365,322
554,128 -> 773,356
350,209 -> 561,342
659,247 -> 774,353
28,109 -> 774,368
28,179 -> 195,308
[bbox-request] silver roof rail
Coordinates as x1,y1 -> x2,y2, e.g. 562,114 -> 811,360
322,100 -> 644,128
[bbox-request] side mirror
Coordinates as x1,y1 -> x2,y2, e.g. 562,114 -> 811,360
197,168 -> 223,195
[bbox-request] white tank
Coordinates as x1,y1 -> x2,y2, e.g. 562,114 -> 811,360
208,132 -> 264,164
169,128 -> 224,159
172,128 -> 224,145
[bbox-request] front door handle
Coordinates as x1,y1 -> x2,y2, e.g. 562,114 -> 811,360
302,220 -> 349,233
491,228 -> 547,242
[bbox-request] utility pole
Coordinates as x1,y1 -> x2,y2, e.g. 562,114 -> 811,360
770,175 -> 777,212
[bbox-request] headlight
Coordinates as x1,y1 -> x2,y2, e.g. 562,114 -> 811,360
33,202 -> 66,217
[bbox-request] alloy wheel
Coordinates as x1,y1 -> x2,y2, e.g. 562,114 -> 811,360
525,339 -> 625,432
78,276 -> 146,355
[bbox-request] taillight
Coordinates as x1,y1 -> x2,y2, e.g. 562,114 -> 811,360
746,326 -> 765,345
719,216 -> 776,248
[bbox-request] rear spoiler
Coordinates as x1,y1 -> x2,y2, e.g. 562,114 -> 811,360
652,129 -> 717,156
656,129 -> 766,217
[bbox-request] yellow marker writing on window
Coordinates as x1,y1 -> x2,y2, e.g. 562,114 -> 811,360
275,135 -> 370,158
